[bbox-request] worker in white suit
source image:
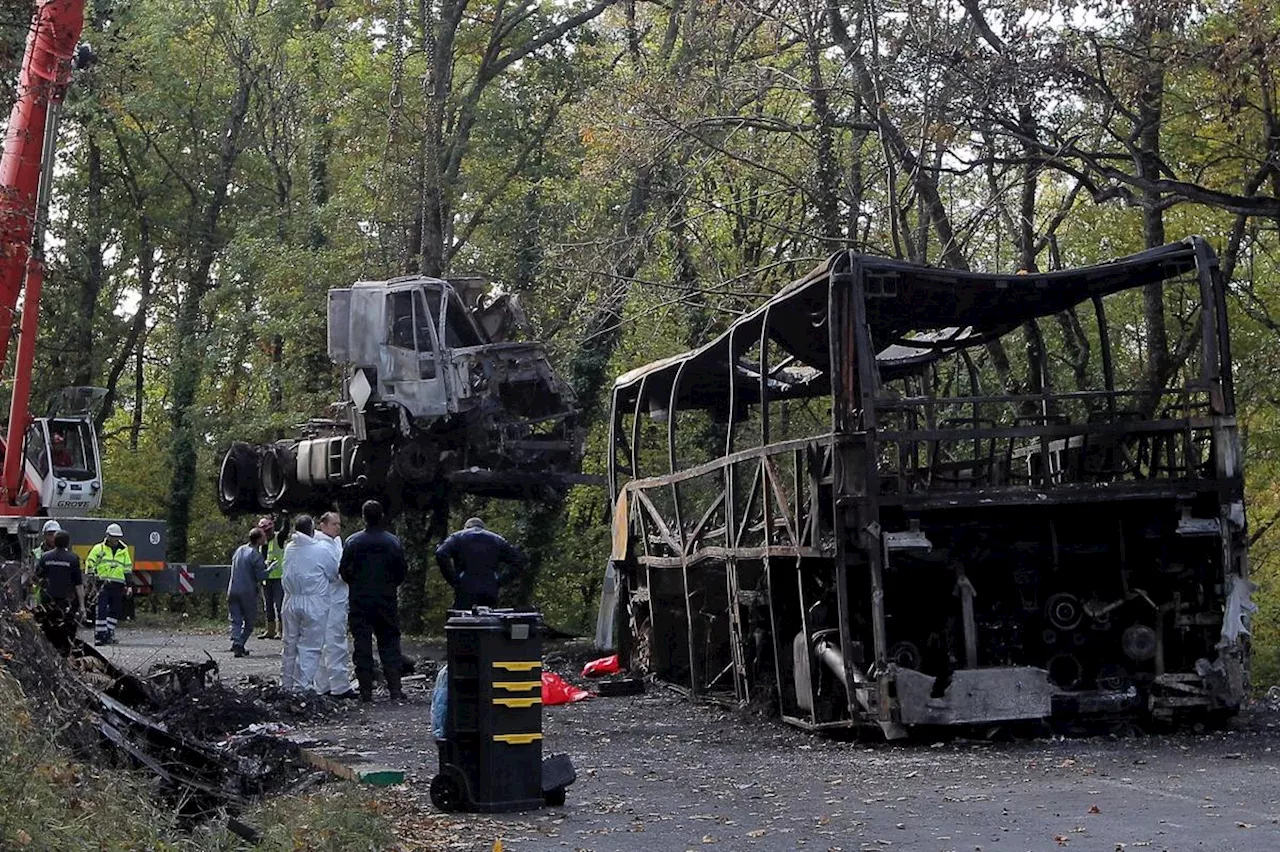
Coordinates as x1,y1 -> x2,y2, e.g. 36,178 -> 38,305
280,514 -> 338,693
313,511 -> 354,698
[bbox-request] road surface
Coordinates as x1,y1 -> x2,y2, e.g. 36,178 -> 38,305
100,627 -> 1280,851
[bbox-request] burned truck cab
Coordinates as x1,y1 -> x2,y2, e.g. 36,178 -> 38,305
608,238 -> 1250,737
219,276 -> 584,516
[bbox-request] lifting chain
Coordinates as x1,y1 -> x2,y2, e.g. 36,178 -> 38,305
388,0 -> 407,128
419,0 -> 445,275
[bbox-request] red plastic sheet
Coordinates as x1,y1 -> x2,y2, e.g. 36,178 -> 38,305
541,671 -> 590,705
581,654 -> 622,678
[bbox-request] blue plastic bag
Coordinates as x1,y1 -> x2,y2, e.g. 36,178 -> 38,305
431,664 -> 448,741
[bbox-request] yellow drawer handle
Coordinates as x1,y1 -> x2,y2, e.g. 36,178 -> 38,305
493,661 -> 541,672
493,733 -> 542,745
493,681 -> 541,692
493,697 -> 542,708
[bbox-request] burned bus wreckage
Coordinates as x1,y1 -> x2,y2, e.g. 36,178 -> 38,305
218,276 -> 588,518
605,238 -> 1251,737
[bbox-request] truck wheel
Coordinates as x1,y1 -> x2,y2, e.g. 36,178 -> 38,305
218,443 -> 259,512
259,443 -> 305,509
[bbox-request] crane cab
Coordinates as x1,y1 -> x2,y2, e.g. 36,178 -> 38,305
24,416 -> 102,514
19,388 -> 106,515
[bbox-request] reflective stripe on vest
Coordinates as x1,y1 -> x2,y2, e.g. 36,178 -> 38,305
265,538 -> 284,580
87,541 -> 132,583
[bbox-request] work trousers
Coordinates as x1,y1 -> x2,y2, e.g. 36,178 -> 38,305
228,592 -> 257,649
349,599 -> 403,696
261,578 -> 284,631
314,582 -> 352,694
95,581 -> 124,642
280,593 -> 326,693
37,597 -> 77,654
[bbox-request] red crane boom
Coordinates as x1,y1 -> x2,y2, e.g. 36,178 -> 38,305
0,0 -> 85,511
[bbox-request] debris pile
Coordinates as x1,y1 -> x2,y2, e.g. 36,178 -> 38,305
0,562 -> 327,816
154,682 -> 276,740
0,569 -> 106,754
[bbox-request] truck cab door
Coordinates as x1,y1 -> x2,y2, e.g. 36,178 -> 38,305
379,287 -> 448,418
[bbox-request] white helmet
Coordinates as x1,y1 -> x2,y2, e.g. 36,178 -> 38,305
41,519 -> 61,534
105,523 -> 124,538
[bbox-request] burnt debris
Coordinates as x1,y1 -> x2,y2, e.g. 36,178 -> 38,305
0,572 -> 326,816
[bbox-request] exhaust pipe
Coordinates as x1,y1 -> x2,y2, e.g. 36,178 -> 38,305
811,629 -> 906,739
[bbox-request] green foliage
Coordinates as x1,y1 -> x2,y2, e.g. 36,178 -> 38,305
0,669 -> 186,851
196,786 -> 394,852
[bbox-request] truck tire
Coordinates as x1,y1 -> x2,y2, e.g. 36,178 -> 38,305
259,442 -> 307,509
217,442 -> 259,512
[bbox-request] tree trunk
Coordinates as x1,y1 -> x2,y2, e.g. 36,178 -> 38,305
130,334 -> 144,451
805,11 -> 841,246
71,132 -> 105,387
306,0 -> 334,250
97,215 -> 153,430
1136,5 -> 1170,397
567,166 -> 654,420
165,58 -> 256,562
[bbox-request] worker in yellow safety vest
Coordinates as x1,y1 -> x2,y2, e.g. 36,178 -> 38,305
258,516 -> 286,640
87,523 -> 132,646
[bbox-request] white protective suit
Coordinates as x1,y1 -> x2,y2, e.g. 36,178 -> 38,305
280,530 -> 339,693
313,531 -> 352,694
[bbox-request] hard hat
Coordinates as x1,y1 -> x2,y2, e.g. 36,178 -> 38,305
105,523 -> 124,538
42,519 -> 61,534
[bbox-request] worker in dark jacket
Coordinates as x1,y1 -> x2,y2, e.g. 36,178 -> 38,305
435,517 -> 527,610
34,530 -> 84,654
338,500 -> 407,702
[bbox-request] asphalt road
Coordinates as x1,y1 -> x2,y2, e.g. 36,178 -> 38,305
100,627 -> 1280,852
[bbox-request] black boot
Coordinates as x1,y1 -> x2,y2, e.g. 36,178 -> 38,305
387,674 -> 404,702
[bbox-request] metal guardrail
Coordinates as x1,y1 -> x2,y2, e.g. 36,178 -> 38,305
134,564 -> 230,595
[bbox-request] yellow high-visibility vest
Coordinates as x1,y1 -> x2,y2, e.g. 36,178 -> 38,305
86,541 -> 132,583
265,537 -> 284,580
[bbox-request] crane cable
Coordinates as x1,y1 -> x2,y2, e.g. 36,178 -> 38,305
362,0 -> 408,277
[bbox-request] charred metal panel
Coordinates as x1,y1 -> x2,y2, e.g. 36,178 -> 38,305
608,237 -> 1250,737
327,289 -> 351,363
895,667 -> 1054,725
